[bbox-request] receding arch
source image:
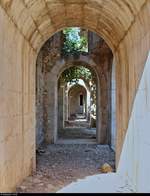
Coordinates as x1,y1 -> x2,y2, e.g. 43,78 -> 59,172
67,83 -> 87,120
35,27 -> 116,147
1,0 -> 145,53
56,62 -> 99,143
0,0 -> 150,192
36,51 -> 103,144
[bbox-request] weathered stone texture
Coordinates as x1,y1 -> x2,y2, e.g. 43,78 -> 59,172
0,6 -> 36,192
117,52 -> 150,193
68,84 -> 87,117
36,30 -> 113,146
0,0 -> 150,192
115,0 -> 150,164
36,52 -> 44,147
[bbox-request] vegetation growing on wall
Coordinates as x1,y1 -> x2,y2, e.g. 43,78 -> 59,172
61,66 -> 93,84
62,27 -> 88,57
60,65 -> 97,115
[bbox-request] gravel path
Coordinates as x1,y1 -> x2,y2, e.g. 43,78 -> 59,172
16,144 -> 115,193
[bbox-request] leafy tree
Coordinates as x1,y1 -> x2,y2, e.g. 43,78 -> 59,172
62,28 -> 88,57
60,65 -> 97,115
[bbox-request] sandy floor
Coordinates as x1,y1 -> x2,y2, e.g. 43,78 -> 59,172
16,144 -> 115,193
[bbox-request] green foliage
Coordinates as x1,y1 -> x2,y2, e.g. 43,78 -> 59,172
61,66 -> 93,84
60,65 -> 97,115
62,27 -> 88,57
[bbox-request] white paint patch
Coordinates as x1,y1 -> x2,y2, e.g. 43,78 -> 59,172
118,51 -> 150,193
57,173 -> 133,193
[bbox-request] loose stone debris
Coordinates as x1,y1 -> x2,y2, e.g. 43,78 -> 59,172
16,144 -> 115,193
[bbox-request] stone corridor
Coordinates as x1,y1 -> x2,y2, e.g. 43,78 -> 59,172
16,144 -> 115,193
0,0 -> 150,193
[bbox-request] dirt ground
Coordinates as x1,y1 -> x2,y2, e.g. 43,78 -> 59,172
59,117 -> 96,139
16,144 -> 115,193
59,127 -> 96,139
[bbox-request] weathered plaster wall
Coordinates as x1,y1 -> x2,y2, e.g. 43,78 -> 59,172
36,31 -> 113,146
0,0 -> 149,192
0,6 -> 36,192
57,82 -> 65,132
111,59 -> 116,151
36,52 -> 44,147
118,52 -> 150,193
90,38 -> 113,144
115,1 -> 150,164
36,32 -> 62,145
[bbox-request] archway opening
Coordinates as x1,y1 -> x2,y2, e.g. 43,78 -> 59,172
36,27 -> 115,147
18,27 -> 115,193
57,65 -> 97,143
0,0 -> 149,193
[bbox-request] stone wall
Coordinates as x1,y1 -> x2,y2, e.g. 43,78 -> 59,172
115,1 -> 150,165
36,32 -> 62,146
68,84 -> 87,117
57,81 -> 65,132
0,0 -> 149,192
0,6 -> 36,192
90,37 -> 113,144
36,30 -> 113,146
118,52 -> 150,192
111,59 -> 116,151
36,52 -> 44,147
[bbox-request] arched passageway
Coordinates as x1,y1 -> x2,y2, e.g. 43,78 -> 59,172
68,84 -> 87,119
57,67 -> 97,142
36,29 -> 113,146
18,27 -> 115,192
0,0 -> 150,193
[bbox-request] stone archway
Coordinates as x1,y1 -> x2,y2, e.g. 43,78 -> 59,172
68,84 -> 87,118
0,0 -> 150,192
36,54 -> 103,144
57,66 -> 97,142
57,82 -> 94,141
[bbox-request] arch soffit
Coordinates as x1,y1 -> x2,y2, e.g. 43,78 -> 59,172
68,84 -> 87,97
51,55 -> 100,84
0,0 -> 146,55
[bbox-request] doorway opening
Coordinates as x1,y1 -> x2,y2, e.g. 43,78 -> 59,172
18,27 -> 116,193
57,65 -> 97,143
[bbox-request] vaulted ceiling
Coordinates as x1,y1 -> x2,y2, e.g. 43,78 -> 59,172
0,0 -> 147,51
